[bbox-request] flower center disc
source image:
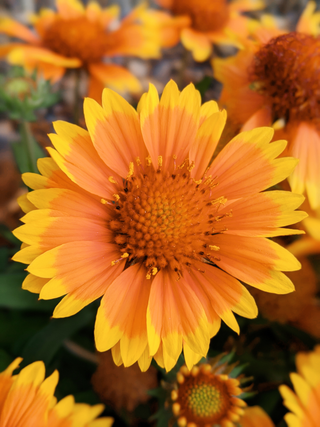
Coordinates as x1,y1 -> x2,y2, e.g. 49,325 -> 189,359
250,32 -> 320,124
178,373 -> 230,424
110,163 -> 225,277
171,0 -> 230,32
42,17 -> 111,63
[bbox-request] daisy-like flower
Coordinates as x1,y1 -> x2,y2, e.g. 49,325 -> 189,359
240,406 -> 275,427
13,80 -> 305,372
143,0 -> 263,62
0,358 -> 113,427
279,346 -> 320,427
164,354 -> 249,427
0,0 -> 161,100
213,1 -> 320,209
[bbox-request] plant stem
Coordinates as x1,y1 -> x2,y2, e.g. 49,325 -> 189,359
20,120 -> 38,173
73,68 -> 81,125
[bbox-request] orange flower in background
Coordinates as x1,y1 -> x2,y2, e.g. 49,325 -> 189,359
240,406 -> 275,427
13,81 -> 305,372
0,0 -> 161,100
144,0 -> 263,61
0,358 -> 113,427
213,1 -> 320,209
279,346 -> 320,427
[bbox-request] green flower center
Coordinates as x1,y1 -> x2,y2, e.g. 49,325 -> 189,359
187,382 -> 223,417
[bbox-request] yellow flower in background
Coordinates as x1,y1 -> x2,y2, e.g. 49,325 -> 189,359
13,80 -> 305,372
240,406 -> 275,427
0,358 -> 113,427
213,1 -> 320,209
279,346 -> 320,427
0,0 -> 162,101
143,0 -> 263,61
288,202 -> 320,258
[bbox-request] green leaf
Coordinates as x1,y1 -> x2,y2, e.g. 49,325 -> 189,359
11,138 -> 44,175
0,224 -> 20,247
195,76 -> 213,99
21,305 -> 95,367
0,349 -> 13,371
0,272 -> 56,311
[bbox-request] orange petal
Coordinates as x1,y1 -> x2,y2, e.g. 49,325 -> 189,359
14,211 -> 113,251
288,121 -> 320,210
50,259 -> 124,318
7,46 -> 81,68
217,191 -> 306,237
1,362 -> 58,427
180,28 -> 212,62
105,4 -> 161,59
208,128 -> 298,200
0,17 -> 39,43
88,63 -> 141,96
28,240 -> 121,280
241,406 -> 275,427
84,91 -> 147,178
189,109 -> 227,180
297,1 -> 320,36
140,81 -> 201,172
56,0 -> 85,19
213,234 -> 298,293
95,263 -> 150,367
48,121 -> 120,199
186,262 -> 257,334
140,10 -> 189,48
22,274 -> 49,294
147,269 -> 210,371
27,188 -> 107,221
241,105 -> 272,131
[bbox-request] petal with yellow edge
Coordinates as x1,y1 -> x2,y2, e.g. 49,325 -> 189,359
95,263 -> 150,367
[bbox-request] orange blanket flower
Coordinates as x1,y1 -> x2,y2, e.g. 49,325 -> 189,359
142,0 -> 263,61
13,81 -> 305,372
213,1 -> 320,209
0,358 -> 113,427
0,0 -> 162,100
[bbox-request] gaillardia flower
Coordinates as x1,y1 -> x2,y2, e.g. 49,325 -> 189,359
213,1 -> 320,208
13,81 -> 305,372
144,0 -> 263,61
163,354 -> 249,427
0,358 -> 113,427
0,0 -> 161,99
279,346 -> 320,427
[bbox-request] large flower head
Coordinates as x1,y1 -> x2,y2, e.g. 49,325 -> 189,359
0,0 -> 161,100
279,346 -> 320,427
0,358 -> 113,427
13,81 -> 305,372
143,0 -> 263,62
213,1 -> 320,209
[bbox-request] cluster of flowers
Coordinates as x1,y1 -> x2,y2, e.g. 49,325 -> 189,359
0,0 -> 319,426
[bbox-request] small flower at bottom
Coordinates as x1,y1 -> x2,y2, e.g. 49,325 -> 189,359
161,354 -> 250,427
0,358 -> 113,427
13,80 -> 306,372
